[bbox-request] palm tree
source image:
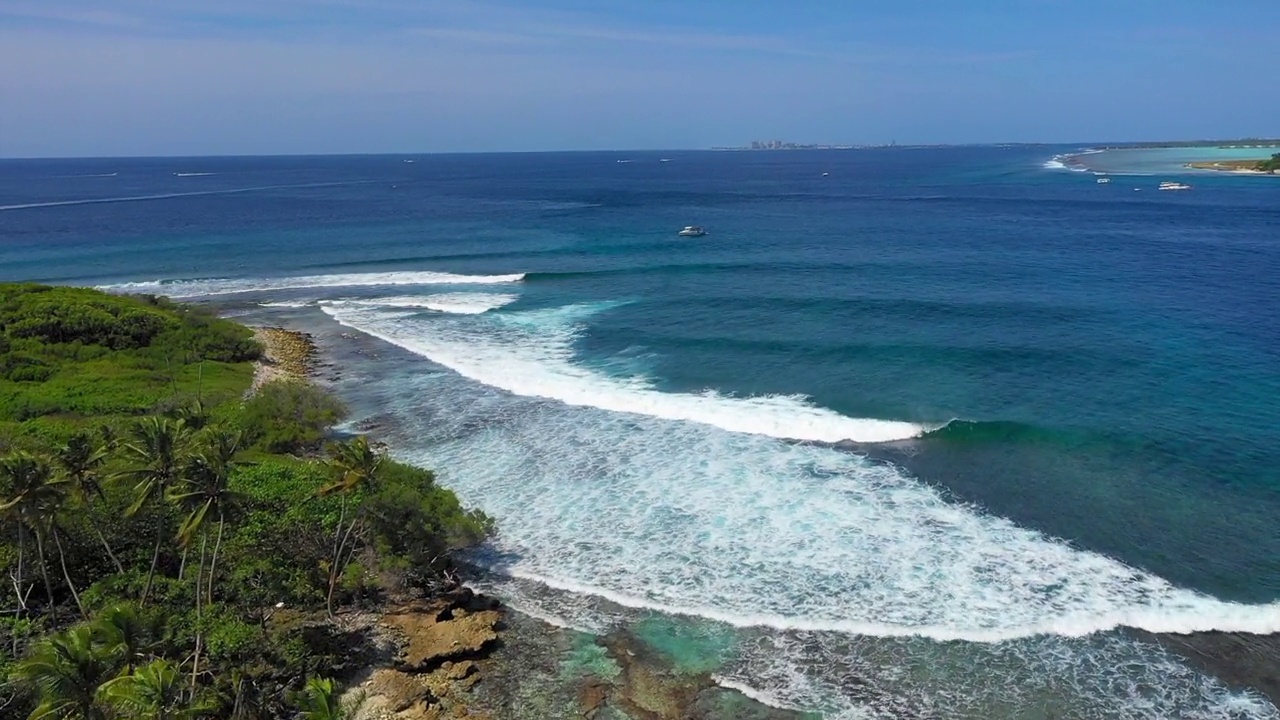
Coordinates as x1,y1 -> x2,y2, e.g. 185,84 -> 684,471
1,454 -> 63,621
118,418 -> 193,604
319,437 -> 383,617
101,659 -> 202,720
53,432 -> 124,574
167,428 -> 245,693
10,624 -> 121,720
295,678 -> 362,720
96,603 -> 161,674
170,428 -> 245,606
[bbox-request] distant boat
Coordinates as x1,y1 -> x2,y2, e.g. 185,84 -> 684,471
1097,177 -> 1111,183
678,226 -> 707,237
659,158 -> 672,163
822,172 -> 830,177
1158,181 -> 1192,191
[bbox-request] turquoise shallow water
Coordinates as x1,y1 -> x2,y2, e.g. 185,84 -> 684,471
1,148 -> 1279,717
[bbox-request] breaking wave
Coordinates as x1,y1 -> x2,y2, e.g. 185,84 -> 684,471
320,300 -> 925,443
99,270 -> 526,298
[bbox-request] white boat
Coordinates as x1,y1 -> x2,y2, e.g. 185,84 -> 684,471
1097,177 -> 1111,183
1159,181 -> 1192,191
678,226 -> 706,237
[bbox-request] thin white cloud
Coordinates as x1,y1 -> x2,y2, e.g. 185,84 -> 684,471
0,3 -> 147,29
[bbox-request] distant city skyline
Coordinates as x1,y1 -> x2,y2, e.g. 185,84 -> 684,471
2,0 -> 1279,158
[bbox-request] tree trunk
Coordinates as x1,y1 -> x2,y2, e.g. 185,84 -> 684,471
51,526 -> 86,619
207,510 -> 225,606
32,527 -> 57,622
328,512 -> 361,619
91,521 -> 125,575
13,524 -> 27,616
142,524 -> 164,606
191,534 -> 206,695
326,495 -> 347,618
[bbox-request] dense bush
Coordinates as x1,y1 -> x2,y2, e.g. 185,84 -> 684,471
240,381 -> 347,454
0,284 -> 259,422
0,284 -> 490,718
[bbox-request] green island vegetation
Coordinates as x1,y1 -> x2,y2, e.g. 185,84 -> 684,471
1184,153 -> 1280,174
0,283 -> 491,718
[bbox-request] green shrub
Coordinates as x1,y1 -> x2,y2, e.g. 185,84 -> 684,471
241,381 -> 346,454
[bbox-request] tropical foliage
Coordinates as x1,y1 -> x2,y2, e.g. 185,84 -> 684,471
0,284 -> 491,718
1257,153 -> 1280,173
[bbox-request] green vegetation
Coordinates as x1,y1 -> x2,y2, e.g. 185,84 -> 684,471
1258,153 -> 1280,173
0,284 -> 491,718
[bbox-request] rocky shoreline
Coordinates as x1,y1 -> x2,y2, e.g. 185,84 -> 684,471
332,586 -> 810,720
251,315 -> 1280,718
248,326 -> 317,395
248,322 -> 806,719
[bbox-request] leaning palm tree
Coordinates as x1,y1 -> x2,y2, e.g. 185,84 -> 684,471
53,432 -> 124,574
117,417 -> 193,604
167,428 -> 245,693
10,624 -> 121,720
42,475 -> 89,620
319,437 -> 383,617
0,453 -> 64,621
100,659 -> 202,720
170,428 -> 245,606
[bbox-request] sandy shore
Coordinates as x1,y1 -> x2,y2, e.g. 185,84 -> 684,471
248,326 -> 316,395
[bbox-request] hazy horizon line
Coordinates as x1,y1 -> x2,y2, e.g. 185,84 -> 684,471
6,137 -> 1279,162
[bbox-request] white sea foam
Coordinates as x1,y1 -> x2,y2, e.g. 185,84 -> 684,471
331,293 -> 518,315
100,271 -> 525,298
258,300 -> 312,308
327,303 -> 1280,718
321,301 -> 925,443
324,301 -> 1280,641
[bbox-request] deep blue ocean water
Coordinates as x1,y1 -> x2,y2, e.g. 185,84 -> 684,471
2,147 -> 1279,718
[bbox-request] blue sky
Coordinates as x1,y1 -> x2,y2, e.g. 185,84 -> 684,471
1,0 -> 1277,156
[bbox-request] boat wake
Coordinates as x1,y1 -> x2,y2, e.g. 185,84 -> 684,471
0,180 -> 373,212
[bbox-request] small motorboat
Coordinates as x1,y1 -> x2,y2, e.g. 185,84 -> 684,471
1096,177 -> 1111,183
1158,181 -> 1192,191
678,226 -> 707,237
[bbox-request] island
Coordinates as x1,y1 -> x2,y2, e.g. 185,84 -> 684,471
1186,153 -> 1280,175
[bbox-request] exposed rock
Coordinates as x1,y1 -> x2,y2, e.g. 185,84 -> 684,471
578,679 -> 610,718
248,326 -> 316,395
383,603 -> 502,672
353,668 -> 437,717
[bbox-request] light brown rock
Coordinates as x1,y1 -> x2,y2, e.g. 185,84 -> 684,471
384,608 -> 501,672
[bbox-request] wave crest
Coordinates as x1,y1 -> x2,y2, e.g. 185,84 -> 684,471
99,270 -> 526,298
320,300 -> 924,443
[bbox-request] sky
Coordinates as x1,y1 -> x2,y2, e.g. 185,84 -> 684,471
0,0 -> 1277,157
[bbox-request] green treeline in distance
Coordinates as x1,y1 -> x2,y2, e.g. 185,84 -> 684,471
0,284 -> 491,719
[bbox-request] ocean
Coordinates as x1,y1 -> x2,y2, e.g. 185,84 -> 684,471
2,146 -> 1278,718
